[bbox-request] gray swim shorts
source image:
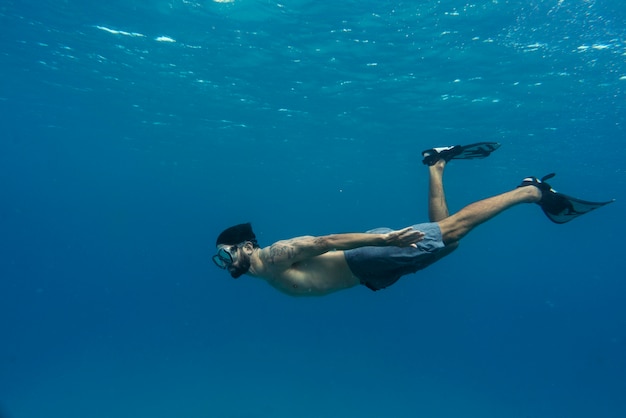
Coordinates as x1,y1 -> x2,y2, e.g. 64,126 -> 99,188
344,222 -> 447,291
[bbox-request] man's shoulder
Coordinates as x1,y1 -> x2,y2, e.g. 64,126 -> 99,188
256,236 -> 318,265
252,247 -> 291,279
257,241 -> 298,266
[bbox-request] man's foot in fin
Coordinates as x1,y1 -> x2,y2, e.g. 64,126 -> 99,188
518,173 -> 615,224
517,173 -> 555,201
422,142 -> 501,166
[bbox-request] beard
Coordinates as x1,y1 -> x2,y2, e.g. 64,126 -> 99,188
229,256 -> 251,279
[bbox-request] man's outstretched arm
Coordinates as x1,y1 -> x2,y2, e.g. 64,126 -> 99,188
260,227 -> 424,267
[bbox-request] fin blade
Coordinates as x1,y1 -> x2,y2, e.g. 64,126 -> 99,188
453,142 -> 501,160
543,193 -> 614,224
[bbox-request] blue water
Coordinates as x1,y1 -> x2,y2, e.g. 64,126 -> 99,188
1,0 -> 625,417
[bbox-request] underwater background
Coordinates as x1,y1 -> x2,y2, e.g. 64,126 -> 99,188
1,0 -> 625,417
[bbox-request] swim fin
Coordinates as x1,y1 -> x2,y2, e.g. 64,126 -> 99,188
519,173 -> 615,224
422,142 -> 501,166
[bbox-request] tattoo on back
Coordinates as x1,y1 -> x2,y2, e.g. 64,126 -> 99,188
268,243 -> 299,265
266,237 -> 326,265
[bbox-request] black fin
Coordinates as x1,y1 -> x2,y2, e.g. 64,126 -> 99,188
541,192 -> 614,224
519,173 -> 615,224
422,142 -> 500,166
455,142 -> 501,160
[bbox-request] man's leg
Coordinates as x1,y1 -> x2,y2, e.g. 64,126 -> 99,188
428,160 -> 450,222
427,160 -> 461,255
438,186 -> 541,245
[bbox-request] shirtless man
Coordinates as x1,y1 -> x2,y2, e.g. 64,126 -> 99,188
212,143 -> 612,296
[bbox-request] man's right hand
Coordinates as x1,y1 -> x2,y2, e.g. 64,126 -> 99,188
383,227 -> 425,248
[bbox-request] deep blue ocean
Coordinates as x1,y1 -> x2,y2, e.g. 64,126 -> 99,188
1,1 -> 625,417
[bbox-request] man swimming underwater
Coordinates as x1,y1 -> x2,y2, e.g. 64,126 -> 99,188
212,143 -> 613,296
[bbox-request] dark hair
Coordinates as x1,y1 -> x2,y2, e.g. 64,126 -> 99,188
216,222 -> 259,248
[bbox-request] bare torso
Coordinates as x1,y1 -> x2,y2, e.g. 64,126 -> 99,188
239,228 -> 425,296
250,250 -> 360,296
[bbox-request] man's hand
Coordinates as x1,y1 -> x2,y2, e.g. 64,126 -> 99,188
383,227 -> 425,248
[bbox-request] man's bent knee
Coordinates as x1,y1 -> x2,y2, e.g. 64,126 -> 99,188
437,218 -> 467,245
